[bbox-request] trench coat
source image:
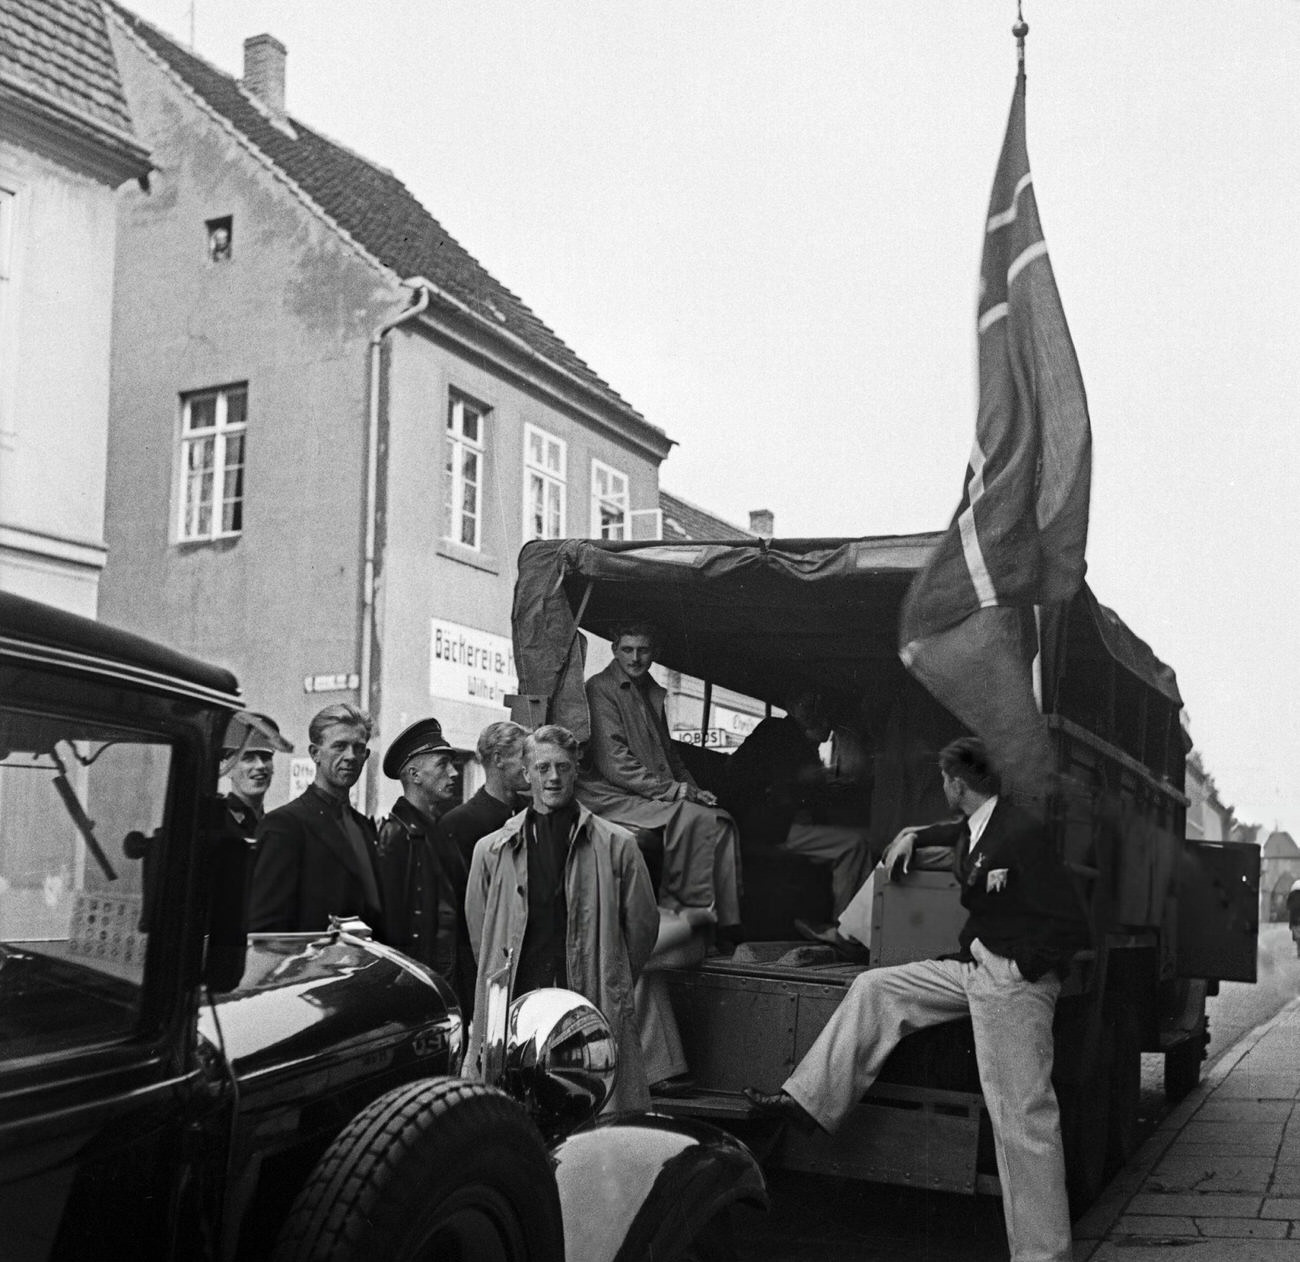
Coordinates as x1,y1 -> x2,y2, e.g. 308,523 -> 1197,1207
464,803 -> 659,1113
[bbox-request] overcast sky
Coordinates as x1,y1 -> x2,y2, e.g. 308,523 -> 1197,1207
122,1 -> 1299,831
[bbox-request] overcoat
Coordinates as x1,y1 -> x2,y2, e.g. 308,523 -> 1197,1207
464,803 -> 659,1113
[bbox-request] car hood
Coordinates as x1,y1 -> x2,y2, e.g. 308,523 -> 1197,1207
200,931 -> 461,1082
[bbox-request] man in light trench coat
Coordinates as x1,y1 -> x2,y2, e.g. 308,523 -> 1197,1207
465,724 -> 660,1112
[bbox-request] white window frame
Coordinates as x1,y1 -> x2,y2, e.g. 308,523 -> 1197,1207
444,393 -> 486,550
590,460 -> 630,540
177,384 -> 248,542
523,424 -> 567,541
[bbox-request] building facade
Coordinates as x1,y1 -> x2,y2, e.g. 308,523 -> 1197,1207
100,9 -> 670,811
0,0 -> 149,614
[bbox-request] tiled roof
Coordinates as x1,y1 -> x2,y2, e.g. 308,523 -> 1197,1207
659,489 -> 754,542
0,0 -> 135,135
109,3 -> 652,429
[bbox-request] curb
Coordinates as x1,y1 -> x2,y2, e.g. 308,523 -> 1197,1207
1073,996 -> 1300,1259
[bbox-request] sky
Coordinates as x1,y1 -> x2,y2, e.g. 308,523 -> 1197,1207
121,1 -> 1299,831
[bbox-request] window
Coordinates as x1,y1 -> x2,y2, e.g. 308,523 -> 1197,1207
444,393 -> 486,549
591,460 -> 629,539
524,424 -> 566,540
178,384 -> 247,541
206,214 -> 232,262
0,703 -> 174,1056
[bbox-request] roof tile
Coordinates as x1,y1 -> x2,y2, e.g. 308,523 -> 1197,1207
0,0 -> 135,134
110,2 -> 650,426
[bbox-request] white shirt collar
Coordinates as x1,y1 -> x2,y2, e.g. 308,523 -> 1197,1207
966,794 -> 998,849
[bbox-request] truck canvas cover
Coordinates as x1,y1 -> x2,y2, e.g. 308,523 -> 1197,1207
512,535 -> 1184,784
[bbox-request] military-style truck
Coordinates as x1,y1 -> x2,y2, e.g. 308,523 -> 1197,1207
0,590 -> 765,1261
511,532 -> 1260,1212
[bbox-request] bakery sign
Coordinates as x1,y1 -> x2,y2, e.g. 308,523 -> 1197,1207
430,618 -> 516,710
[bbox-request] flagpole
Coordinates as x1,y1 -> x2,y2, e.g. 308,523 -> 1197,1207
1014,1 -> 1029,79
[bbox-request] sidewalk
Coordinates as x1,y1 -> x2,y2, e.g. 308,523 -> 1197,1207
1074,996 -> 1300,1259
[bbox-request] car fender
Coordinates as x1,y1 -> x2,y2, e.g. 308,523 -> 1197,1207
552,1112 -> 767,1261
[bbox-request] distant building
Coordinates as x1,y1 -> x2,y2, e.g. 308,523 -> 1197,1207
1185,750 -> 1234,842
99,9 -> 670,810
1259,829 -> 1300,922
0,0 -> 150,614
655,490 -> 766,750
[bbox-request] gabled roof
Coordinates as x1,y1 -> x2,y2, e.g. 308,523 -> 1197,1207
660,489 -> 754,542
108,2 -> 655,433
0,0 -> 149,176
1263,830 -> 1298,858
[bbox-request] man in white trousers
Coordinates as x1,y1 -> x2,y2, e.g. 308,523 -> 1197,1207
744,737 -> 1085,1262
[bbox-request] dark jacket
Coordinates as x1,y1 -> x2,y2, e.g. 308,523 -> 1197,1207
915,798 -> 1085,982
722,715 -> 824,847
437,786 -> 517,867
249,787 -> 383,935
374,796 -> 476,1020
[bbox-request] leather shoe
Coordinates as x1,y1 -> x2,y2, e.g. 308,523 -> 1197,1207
793,918 -> 870,963
741,1086 -> 818,1132
649,1074 -> 696,1098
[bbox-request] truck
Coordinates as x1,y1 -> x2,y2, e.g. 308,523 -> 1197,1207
0,589 -> 765,1261
510,531 -> 1261,1213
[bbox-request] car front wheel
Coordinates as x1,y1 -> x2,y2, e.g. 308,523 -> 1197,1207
272,1078 -> 563,1262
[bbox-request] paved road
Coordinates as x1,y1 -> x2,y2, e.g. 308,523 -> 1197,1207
732,925 -> 1300,1261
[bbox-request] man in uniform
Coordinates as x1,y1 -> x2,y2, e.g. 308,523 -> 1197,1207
745,738 -> 1084,1262
466,724 -> 659,1112
220,710 -> 293,837
578,622 -> 741,940
373,717 -> 475,1015
249,703 -> 383,934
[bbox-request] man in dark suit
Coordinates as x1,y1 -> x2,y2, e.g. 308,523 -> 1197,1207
249,703 -> 383,934
373,717 -> 473,1012
437,721 -> 529,864
744,737 -> 1085,1262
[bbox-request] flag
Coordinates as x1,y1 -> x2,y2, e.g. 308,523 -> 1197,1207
899,69 -> 1092,805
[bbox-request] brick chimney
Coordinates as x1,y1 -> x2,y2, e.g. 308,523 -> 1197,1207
749,509 -> 774,539
243,34 -> 287,122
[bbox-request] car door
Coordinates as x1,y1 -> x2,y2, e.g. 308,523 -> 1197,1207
0,684 -> 213,1261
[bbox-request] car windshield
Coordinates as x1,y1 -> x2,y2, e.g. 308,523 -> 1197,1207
0,704 -> 173,1003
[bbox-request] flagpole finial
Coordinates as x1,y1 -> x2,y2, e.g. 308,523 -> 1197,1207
1013,2 -> 1029,73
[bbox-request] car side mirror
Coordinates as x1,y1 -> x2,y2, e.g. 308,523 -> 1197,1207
202,796 -> 249,992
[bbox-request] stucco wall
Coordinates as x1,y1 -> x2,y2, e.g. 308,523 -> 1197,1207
376,325 -> 662,763
101,25 -> 402,771
0,135 -> 119,616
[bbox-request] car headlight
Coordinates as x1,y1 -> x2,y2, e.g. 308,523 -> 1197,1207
501,988 -> 616,1140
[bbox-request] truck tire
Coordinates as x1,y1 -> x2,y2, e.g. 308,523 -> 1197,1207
272,1078 -> 563,1262
1164,1021 -> 1207,1102
1060,1020 -> 1114,1217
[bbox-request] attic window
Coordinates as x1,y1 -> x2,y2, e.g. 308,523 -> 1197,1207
206,216 -> 233,263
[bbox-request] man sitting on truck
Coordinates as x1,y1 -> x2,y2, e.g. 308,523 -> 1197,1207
722,687 -> 872,924
744,737 -> 1084,1262
577,622 -> 742,944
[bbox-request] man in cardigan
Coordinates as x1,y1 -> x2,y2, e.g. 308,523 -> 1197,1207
249,703 -> 383,935
577,623 -> 741,940
744,737 -> 1085,1262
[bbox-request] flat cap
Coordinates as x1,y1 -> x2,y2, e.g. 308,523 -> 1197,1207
383,717 -> 454,779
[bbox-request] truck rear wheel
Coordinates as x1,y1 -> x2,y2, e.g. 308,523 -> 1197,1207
1165,1022 -> 1208,1101
272,1078 -> 563,1262
1105,1007 -> 1141,1173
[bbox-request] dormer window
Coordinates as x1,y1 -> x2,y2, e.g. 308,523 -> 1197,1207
206,216 -> 232,263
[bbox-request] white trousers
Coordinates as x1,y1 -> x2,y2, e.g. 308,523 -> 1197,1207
784,940 -> 1072,1262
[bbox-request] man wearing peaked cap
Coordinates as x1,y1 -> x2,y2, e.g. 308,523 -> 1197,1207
221,711 -> 293,837
373,717 -> 476,1018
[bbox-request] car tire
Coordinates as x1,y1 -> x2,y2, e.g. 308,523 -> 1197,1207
272,1077 -> 563,1262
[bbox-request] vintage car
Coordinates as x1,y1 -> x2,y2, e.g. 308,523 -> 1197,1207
0,591 -> 765,1261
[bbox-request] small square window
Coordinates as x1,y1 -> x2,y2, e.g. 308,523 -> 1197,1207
206,215 -> 233,263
